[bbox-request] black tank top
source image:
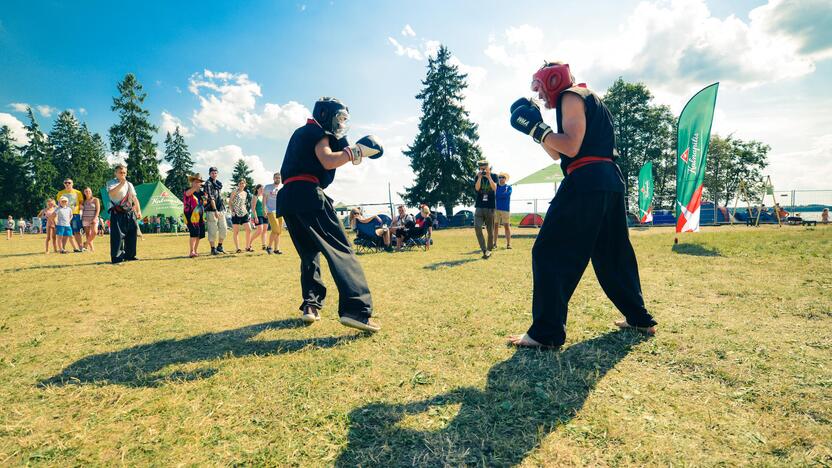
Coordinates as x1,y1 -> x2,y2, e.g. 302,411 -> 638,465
280,122 -> 343,189
555,87 -> 616,174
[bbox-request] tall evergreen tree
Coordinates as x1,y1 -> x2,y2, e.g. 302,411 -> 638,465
163,127 -> 194,197
22,107 -> 57,210
231,158 -> 254,188
109,73 -> 160,184
48,111 -> 111,194
0,126 -> 31,216
401,45 -> 482,217
50,110 -> 81,181
76,123 -> 111,193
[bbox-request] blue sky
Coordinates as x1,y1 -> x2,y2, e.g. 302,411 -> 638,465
1,0 -> 831,207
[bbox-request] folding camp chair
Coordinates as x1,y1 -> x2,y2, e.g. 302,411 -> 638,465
353,219 -> 386,253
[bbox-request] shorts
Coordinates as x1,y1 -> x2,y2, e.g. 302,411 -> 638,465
187,222 -> 206,239
267,212 -> 283,234
83,218 -> 98,229
256,216 -> 268,226
494,210 -> 511,225
231,215 -> 250,225
56,225 -> 73,237
70,214 -> 83,233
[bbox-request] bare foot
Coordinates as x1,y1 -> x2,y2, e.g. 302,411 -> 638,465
614,320 -> 656,335
507,333 -> 560,349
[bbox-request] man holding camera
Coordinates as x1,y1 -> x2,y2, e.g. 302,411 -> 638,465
106,164 -> 142,264
474,160 -> 499,259
507,62 -> 657,349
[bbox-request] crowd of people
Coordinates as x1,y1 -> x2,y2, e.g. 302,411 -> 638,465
348,203 -> 434,252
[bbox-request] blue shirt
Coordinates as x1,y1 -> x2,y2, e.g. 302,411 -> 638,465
496,185 -> 512,211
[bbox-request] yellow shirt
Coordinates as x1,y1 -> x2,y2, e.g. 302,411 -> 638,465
56,189 -> 83,215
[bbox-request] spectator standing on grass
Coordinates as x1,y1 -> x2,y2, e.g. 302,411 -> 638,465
263,173 -> 283,255
474,160 -> 499,259
821,208 -> 829,224
81,187 -> 101,252
107,164 -> 142,264
183,173 -> 206,258
203,167 -> 228,255
41,199 -> 58,253
54,197 -> 78,253
250,184 -> 268,251
229,179 -> 253,253
17,217 -> 26,236
493,172 -> 513,249
5,215 -> 14,240
56,178 -> 84,252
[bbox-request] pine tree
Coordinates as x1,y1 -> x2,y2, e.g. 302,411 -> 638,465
76,123 -> 111,193
231,158 -> 254,188
0,126 -> 31,216
401,45 -> 483,217
163,127 -> 194,197
48,111 -> 111,195
22,107 -> 57,210
50,110 -> 81,181
109,73 -> 160,184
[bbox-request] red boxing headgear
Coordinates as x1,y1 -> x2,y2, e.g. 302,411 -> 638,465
531,62 -> 575,109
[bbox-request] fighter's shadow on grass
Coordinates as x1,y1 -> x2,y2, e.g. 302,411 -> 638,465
335,331 -> 647,467
672,243 -> 722,257
39,319 -> 359,388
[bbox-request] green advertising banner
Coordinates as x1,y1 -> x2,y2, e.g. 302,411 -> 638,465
638,162 -> 653,223
676,83 -> 719,233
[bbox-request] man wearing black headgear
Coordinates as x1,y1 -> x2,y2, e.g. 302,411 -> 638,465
276,97 -> 385,332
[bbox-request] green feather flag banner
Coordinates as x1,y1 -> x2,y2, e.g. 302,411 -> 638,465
676,83 -> 719,234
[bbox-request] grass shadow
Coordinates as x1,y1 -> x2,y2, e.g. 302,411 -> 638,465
335,331 -> 647,467
0,251 -> 47,258
39,319 -> 360,388
3,261 -> 112,273
672,243 -> 722,257
422,259 -> 479,270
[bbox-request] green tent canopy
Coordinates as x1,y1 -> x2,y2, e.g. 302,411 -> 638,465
100,181 -> 184,220
513,163 -> 565,186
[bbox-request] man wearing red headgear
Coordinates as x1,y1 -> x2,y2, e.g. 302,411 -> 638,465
507,62 -> 657,349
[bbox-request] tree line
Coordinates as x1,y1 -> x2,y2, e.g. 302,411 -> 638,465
0,73 -> 258,217
401,46 -> 770,215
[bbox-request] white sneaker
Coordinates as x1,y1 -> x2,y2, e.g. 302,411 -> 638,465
339,316 -> 381,333
301,307 -> 320,323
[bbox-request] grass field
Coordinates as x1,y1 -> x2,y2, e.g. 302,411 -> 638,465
1,225 -> 830,466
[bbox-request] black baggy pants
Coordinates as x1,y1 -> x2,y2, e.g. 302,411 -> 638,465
110,211 -> 137,264
527,186 -> 657,347
283,201 -> 373,321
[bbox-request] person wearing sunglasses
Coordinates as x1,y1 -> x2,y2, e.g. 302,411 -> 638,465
56,178 -> 84,252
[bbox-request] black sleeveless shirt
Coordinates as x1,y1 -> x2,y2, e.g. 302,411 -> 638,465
275,121 -> 348,216
554,87 -> 624,193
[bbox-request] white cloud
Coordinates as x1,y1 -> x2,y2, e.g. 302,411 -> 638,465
193,145 -> 274,188
768,134 -> 832,190
35,105 -> 57,118
8,102 -> 29,113
160,111 -> 193,137
401,24 -> 416,37
388,37 -> 424,60
188,70 -> 309,139
79,108 -> 87,115
0,112 -> 29,145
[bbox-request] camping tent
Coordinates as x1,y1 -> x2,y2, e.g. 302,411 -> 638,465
513,163 -> 565,186
100,181 -> 184,220
518,213 -> 544,228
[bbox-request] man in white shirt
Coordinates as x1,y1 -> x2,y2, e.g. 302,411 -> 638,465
106,164 -> 142,264
262,172 -> 283,254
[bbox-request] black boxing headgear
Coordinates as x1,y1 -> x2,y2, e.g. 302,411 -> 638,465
312,97 -> 350,139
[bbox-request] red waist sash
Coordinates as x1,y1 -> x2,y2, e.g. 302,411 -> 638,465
283,174 -> 320,185
566,156 -> 613,175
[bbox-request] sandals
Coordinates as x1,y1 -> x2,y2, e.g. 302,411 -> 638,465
507,334 -> 561,350
236,249 -> 242,253
339,316 -> 381,333
614,320 -> 656,335
245,247 -> 254,252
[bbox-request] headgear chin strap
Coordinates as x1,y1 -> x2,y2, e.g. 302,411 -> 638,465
531,62 -> 575,109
